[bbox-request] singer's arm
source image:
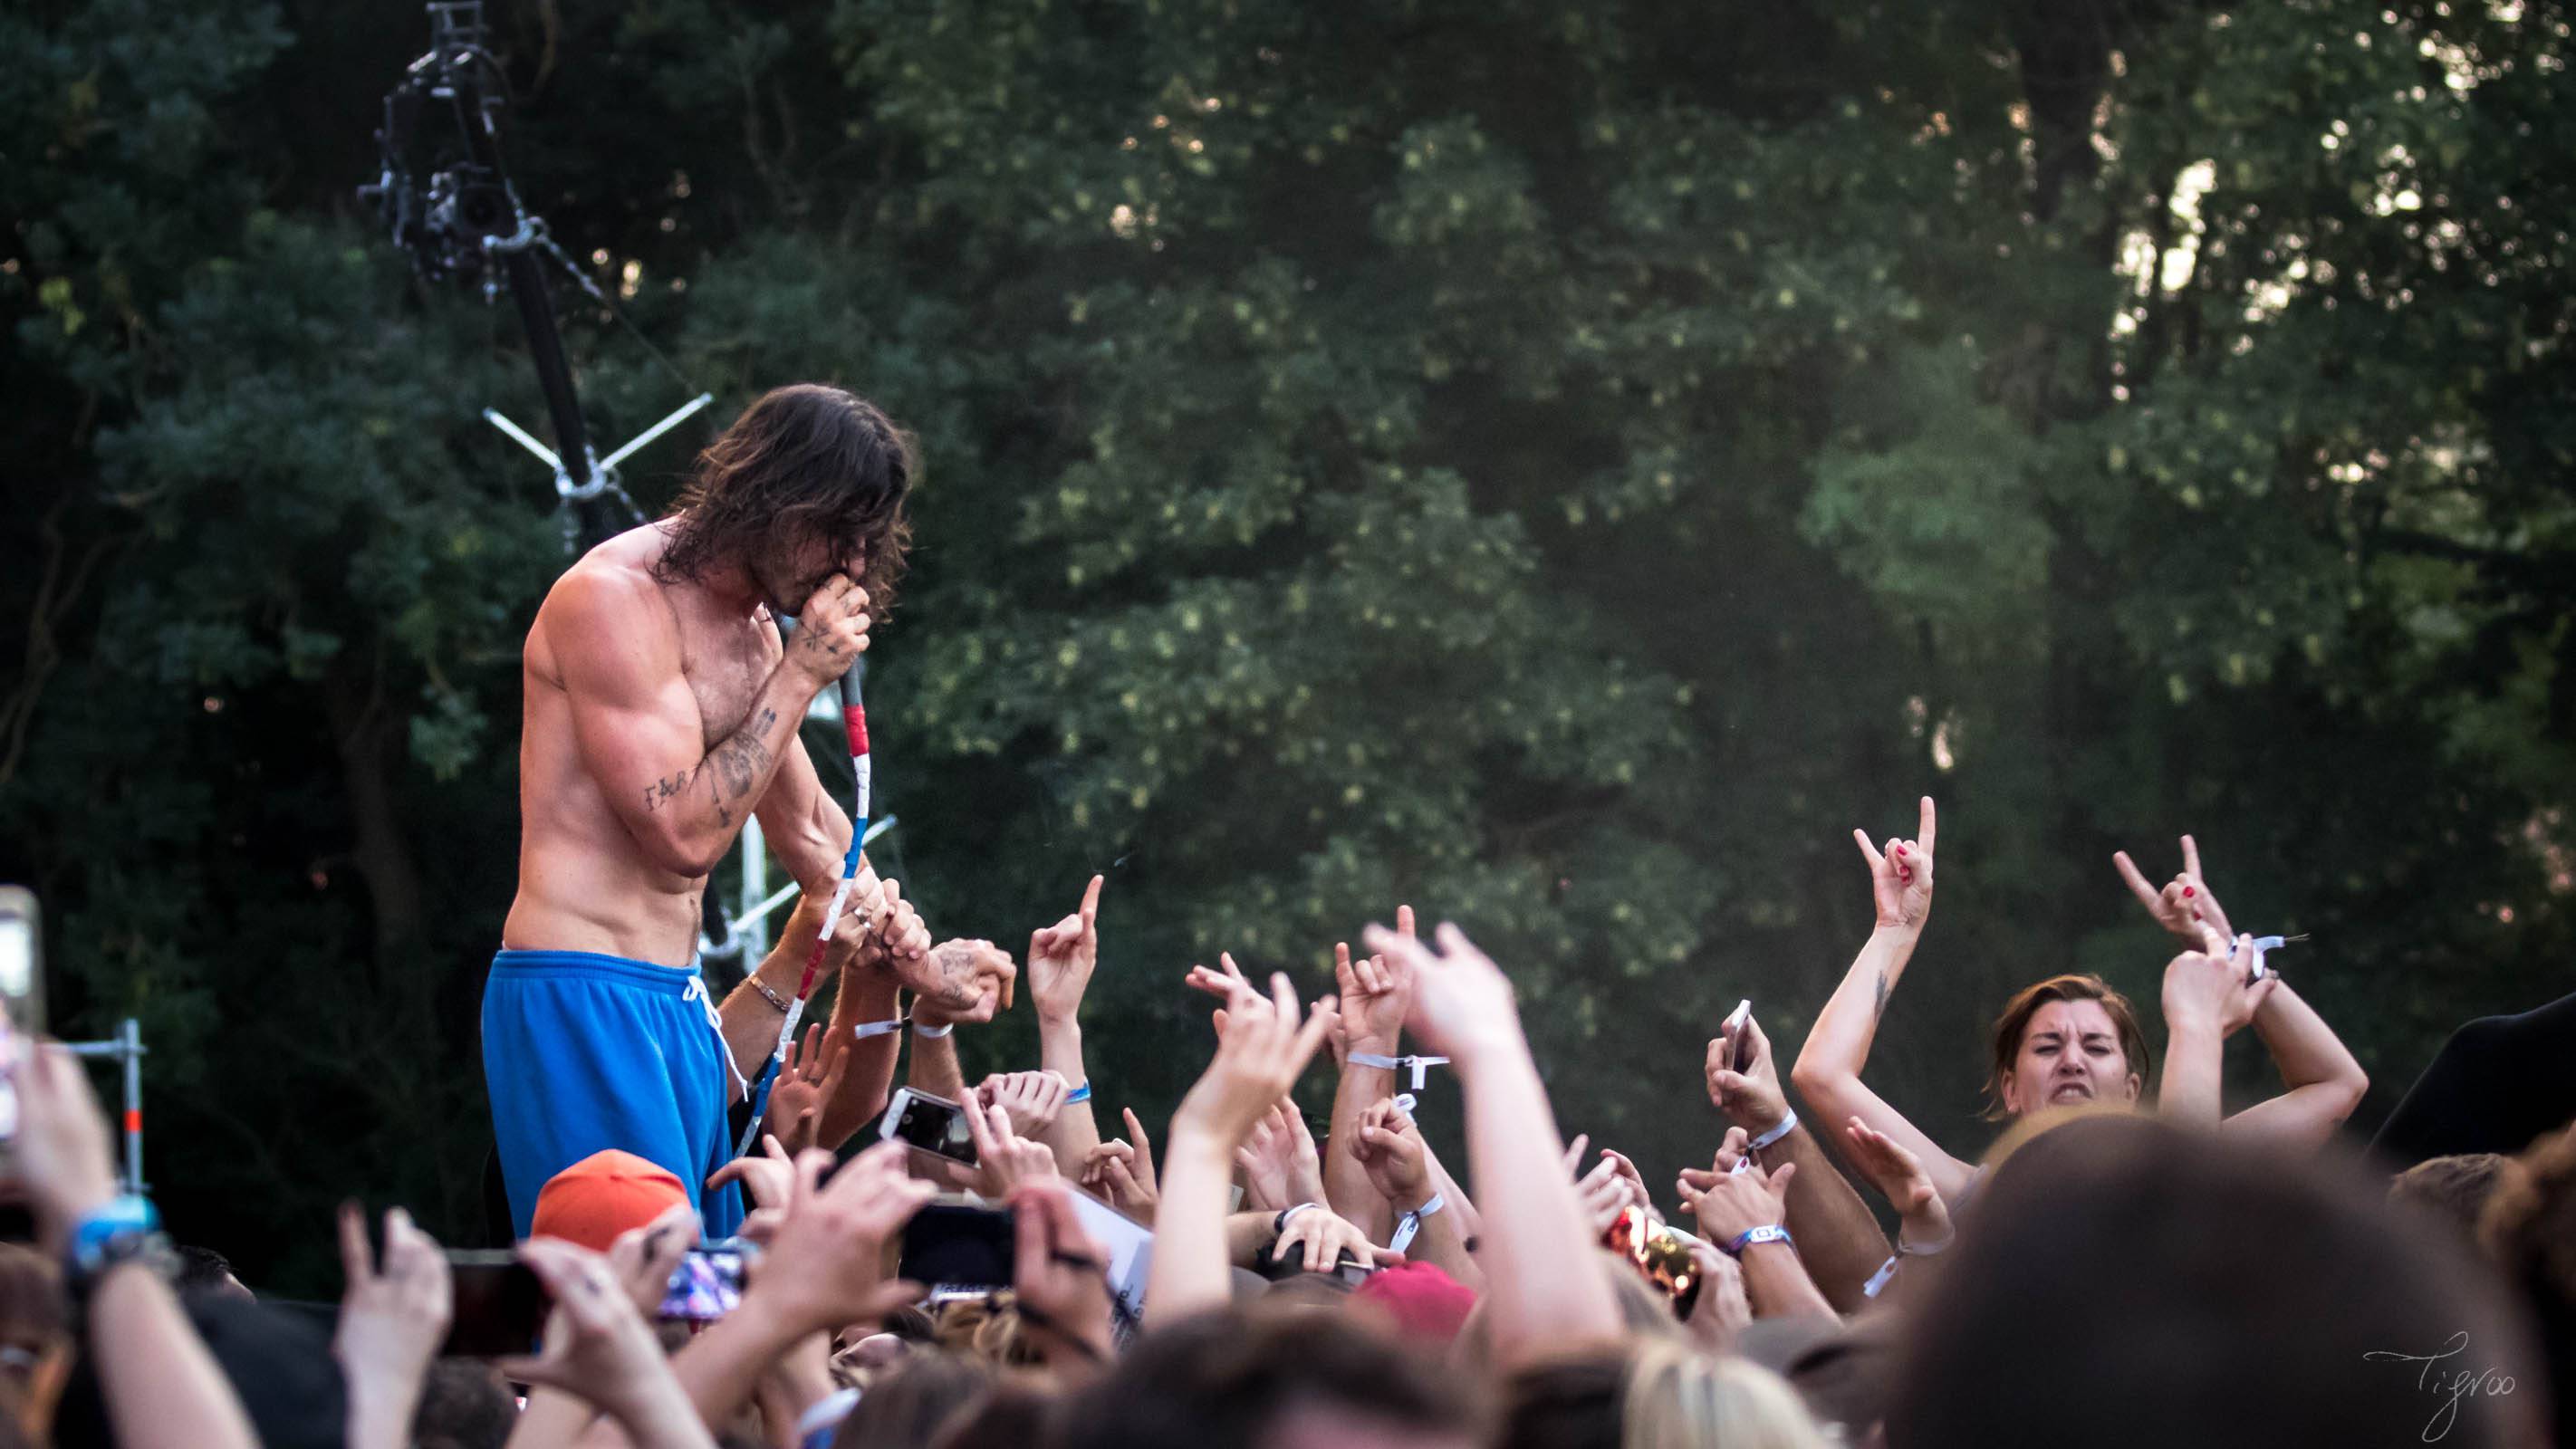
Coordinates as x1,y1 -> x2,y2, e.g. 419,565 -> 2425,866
550,568 -> 831,879
755,731 -> 867,897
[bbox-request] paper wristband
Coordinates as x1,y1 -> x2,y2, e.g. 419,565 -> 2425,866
1348,1052 -> 1449,1092
1745,1106 -> 1798,1153
1863,1255 -> 1900,1299
1065,1081 -> 1093,1105
1389,1192 -> 1445,1254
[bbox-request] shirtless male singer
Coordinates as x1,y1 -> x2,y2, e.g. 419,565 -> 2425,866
485,383 -> 999,1236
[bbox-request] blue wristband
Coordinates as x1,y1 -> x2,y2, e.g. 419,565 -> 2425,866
1724,1223 -> 1794,1257
1064,1081 -> 1092,1105
69,1196 -> 159,1274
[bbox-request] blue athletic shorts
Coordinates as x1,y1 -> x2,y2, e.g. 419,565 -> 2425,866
482,949 -> 745,1241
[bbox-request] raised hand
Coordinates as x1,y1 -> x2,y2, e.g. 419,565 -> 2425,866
1008,1179 -> 1116,1365
1027,875 -> 1106,1028
1168,972 -> 1338,1149
1350,1098 -> 1431,1206
498,1239 -> 708,1438
1675,1156 -> 1798,1244
706,1134 -> 799,1215
783,576 -> 872,688
335,1204 -> 452,1449
1682,1245 -> 1751,1355
1235,1104 -> 1302,1212
2161,934 -> 2274,1041
743,1143 -> 934,1336
1274,1205 -> 1393,1273
1705,1009 -> 1790,1135
962,1093 -> 1059,1198
907,938 -> 1016,1026
2114,834 -> 2235,944
1079,1108 -> 1160,1223
856,877 -> 933,974
601,1201 -> 697,1315
979,1070 -> 1073,1138
764,1023 -> 850,1155
1362,921 -> 1522,1068
1334,907 -> 1416,1051
1841,1117 -> 1954,1248
1572,1147 -> 1652,1234
1851,796 -> 1937,931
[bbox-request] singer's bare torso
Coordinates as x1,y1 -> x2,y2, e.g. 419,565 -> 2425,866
505,523 -> 788,968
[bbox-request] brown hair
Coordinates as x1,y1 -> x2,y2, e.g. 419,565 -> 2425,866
653,383 -> 915,607
1889,1114 -> 2545,1449
2391,1152 -> 2512,1238
1982,974 -> 2151,1120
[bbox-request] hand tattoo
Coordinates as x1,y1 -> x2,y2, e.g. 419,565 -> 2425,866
929,942 -> 983,1009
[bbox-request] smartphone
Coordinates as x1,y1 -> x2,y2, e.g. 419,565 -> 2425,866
658,1244 -> 750,1322
0,888 -> 43,1144
898,1199 -> 1015,1292
1723,999 -> 1752,1041
442,1252 -> 551,1357
878,1088 -> 977,1166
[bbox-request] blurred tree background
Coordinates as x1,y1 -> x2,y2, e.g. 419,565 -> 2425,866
4,0 -> 2569,1291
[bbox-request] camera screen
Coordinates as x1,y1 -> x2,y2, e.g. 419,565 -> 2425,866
892,1094 -> 977,1163
658,1248 -> 746,1322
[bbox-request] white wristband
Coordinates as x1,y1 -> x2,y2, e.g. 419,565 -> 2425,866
1745,1106 -> 1797,1154
1898,1222 -> 1955,1256
1347,1052 -> 1448,1092
1389,1192 -> 1445,1254
850,1017 -> 907,1040
911,1020 -> 955,1039
1862,1254 -> 1900,1299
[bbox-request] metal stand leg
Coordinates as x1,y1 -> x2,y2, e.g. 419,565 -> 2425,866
63,1017 -> 148,1195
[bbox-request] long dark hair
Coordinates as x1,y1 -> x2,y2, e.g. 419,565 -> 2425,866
653,383 -> 915,607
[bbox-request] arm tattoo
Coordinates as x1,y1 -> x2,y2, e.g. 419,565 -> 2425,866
642,707 -> 780,816
1871,970 -> 1890,1024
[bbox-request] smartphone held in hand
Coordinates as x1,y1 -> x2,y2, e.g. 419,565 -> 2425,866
898,1198 -> 1015,1294
658,1243 -> 751,1322
0,887 -> 45,1144
443,1252 -> 550,1357
878,1088 -> 978,1166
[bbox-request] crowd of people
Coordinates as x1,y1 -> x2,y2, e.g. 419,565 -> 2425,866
2,809 -> 2568,1449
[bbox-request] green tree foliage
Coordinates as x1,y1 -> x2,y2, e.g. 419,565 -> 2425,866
4,0 -> 2568,1290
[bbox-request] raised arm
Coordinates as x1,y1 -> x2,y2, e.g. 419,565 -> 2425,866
2113,839 -> 2367,1146
1366,921 -> 1622,1369
2158,934 -> 2273,1126
1148,973 -> 1338,1322
2225,983 -> 2369,1143
1025,876 -> 1109,1168
1707,1012 -> 1890,1310
548,568 -> 870,879
1325,916 -> 1415,1240
1788,797 -> 1976,1204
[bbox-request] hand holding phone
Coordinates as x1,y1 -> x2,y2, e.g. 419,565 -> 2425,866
657,1244 -> 750,1322
441,1252 -> 551,1357
879,1088 -> 978,1166
898,1199 -> 1015,1293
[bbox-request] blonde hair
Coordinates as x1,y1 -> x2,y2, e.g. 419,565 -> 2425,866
1620,1339 -> 1832,1449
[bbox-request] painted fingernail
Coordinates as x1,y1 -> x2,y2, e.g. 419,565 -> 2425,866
2183,886 -> 2195,897
1894,845 -> 1908,857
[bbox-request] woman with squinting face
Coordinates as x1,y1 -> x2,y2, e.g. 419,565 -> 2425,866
1789,799 -> 2369,1214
